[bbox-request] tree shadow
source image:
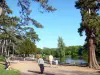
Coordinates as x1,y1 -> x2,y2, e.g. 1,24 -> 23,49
44,65 -> 51,67
97,71 -> 100,73
28,70 -> 55,75
28,70 -> 40,74
59,70 -> 100,75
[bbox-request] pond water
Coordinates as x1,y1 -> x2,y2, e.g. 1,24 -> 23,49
65,57 -> 87,64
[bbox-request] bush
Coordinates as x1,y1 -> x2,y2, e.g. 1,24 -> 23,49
0,56 -> 5,62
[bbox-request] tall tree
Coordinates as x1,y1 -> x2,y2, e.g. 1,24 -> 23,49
75,0 -> 100,69
0,0 -> 56,56
0,0 -> 20,56
17,38 -> 36,56
0,0 -> 56,41
57,37 -> 65,62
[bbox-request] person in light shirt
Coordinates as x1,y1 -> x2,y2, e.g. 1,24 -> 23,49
49,55 -> 53,66
37,54 -> 44,74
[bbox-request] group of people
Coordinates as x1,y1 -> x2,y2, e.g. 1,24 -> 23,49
4,54 -> 57,73
36,54 -> 57,74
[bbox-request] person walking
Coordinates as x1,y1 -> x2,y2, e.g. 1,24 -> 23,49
49,55 -> 53,67
37,54 -> 44,74
55,60 -> 58,68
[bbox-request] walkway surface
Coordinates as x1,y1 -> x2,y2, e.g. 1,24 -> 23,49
10,61 -> 100,75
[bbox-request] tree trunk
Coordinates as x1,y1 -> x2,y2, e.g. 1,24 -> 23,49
88,38 -> 100,69
12,43 -> 14,55
1,39 -> 5,55
24,54 -> 25,61
1,40 -> 3,55
6,39 -> 9,57
4,39 -> 7,56
0,40 -> 1,55
8,40 -> 10,56
7,48 -> 9,57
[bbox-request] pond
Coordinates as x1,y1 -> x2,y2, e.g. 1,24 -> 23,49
53,57 -> 88,65
65,57 -> 87,65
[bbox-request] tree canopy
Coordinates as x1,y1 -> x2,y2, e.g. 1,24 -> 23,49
17,39 -> 36,56
0,0 -> 56,56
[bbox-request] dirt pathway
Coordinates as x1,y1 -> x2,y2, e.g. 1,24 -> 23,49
11,61 -> 100,75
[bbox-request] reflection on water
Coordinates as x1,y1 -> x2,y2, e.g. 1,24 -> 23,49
66,57 -> 87,64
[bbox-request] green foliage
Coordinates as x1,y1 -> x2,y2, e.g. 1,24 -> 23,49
17,0 -> 56,27
0,0 -> 56,56
36,47 -> 59,59
36,48 -> 42,54
57,37 -> 65,62
17,39 -> 36,56
75,0 -> 100,43
0,56 -> 5,61
0,2 -> 22,56
0,64 -> 19,75
42,54 -> 49,60
50,48 -> 58,57
75,0 -> 100,69
82,49 -> 88,61
42,47 -> 51,55
65,46 -> 82,59
36,45 -> 90,62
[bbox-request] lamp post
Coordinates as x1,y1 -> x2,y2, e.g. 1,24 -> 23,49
0,6 -> 2,15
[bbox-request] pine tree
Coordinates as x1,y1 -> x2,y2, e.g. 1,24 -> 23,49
0,0 -> 20,56
75,0 -> 100,69
0,0 -> 56,56
0,0 -> 56,27
58,37 -> 65,62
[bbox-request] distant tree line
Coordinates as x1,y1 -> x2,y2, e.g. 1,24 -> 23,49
36,37 -> 100,63
36,45 -> 87,62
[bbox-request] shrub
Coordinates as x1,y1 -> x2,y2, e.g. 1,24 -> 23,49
0,56 -> 5,62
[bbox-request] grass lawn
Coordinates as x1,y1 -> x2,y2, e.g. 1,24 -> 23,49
0,63 -> 19,75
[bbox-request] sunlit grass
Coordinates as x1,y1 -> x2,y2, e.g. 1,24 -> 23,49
0,64 -> 19,75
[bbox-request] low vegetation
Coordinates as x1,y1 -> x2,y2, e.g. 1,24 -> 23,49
0,64 -> 19,75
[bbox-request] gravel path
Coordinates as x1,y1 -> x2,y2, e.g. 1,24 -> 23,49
10,61 -> 100,75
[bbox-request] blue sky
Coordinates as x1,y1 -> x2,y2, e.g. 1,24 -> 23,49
7,0 -> 86,48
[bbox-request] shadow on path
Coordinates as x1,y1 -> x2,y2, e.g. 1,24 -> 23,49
28,70 -> 55,75
59,70 -> 100,75
97,71 -> 100,73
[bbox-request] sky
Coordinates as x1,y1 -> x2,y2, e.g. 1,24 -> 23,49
7,0 -> 86,48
